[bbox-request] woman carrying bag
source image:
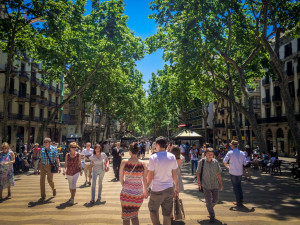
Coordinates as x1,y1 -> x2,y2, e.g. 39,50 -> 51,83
119,142 -> 148,225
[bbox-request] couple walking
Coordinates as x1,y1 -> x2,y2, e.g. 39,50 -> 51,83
120,136 -> 179,225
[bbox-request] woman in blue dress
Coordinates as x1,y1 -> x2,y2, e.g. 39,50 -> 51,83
0,142 -> 15,201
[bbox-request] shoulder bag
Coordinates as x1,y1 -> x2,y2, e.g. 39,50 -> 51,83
125,160 -> 139,182
45,149 -> 58,173
199,159 -> 205,193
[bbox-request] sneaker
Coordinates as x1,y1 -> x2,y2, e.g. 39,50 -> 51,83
39,197 -> 45,202
96,197 -> 101,202
69,198 -> 74,205
88,182 -> 91,186
233,202 -> 244,207
7,192 -> 11,198
53,189 -> 56,197
209,217 -> 215,223
90,200 -> 95,204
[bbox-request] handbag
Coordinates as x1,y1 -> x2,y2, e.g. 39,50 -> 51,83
173,196 -> 185,220
199,159 -> 205,193
45,149 -> 58,173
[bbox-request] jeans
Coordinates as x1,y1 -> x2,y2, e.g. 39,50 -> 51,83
191,160 -> 198,174
91,170 -> 105,201
113,161 -> 121,179
203,188 -> 219,218
230,174 -> 243,203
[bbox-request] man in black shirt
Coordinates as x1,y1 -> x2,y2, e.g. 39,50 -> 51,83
111,142 -> 123,180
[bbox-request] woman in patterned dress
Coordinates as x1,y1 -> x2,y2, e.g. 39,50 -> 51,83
120,142 -> 148,225
63,142 -> 82,205
0,142 -> 15,202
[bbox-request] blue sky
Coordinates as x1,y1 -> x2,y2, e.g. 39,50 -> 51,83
85,0 -> 165,90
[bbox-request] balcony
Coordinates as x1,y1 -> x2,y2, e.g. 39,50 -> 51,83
262,77 -> 270,86
272,95 -> 281,102
258,116 -> 287,124
40,82 -> 48,90
18,92 -> 30,100
49,85 -> 56,93
5,65 -> 18,77
30,76 -> 42,86
48,101 -> 57,108
262,97 -> 271,104
19,71 -> 29,82
215,123 -> 225,128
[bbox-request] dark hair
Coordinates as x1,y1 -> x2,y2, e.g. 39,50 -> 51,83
93,144 -> 102,154
171,145 -> 181,159
156,136 -> 167,148
130,142 -> 139,154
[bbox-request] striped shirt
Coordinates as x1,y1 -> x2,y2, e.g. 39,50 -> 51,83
40,146 -> 59,165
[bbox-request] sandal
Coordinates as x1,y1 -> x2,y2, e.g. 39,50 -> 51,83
8,192 -> 11,198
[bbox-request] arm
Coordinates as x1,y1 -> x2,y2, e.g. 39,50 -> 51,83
223,152 -> 230,169
7,151 -> 15,165
78,153 -> 82,175
63,154 -> 68,175
55,152 -> 61,173
172,169 -> 179,197
217,173 -> 223,191
89,160 -> 93,179
142,162 -> 148,198
197,160 -> 202,189
119,160 -> 126,186
147,170 -> 154,187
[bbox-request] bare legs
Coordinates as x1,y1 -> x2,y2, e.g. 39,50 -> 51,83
123,217 -> 139,225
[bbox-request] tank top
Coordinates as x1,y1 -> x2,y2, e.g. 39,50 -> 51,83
66,153 -> 80,176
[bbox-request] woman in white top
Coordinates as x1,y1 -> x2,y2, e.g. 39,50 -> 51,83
89,144 -> 108,203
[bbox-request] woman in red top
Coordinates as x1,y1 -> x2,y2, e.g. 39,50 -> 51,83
63,142 -> 82,205
31,143 -> 41,174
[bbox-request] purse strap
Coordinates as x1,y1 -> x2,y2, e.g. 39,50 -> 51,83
200,159 -> 205,182
125,160 -> 139,181
45,149 -> 53,164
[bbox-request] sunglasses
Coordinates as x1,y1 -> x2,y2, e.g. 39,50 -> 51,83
44,141 -> 50,143
70,146 -> 77,148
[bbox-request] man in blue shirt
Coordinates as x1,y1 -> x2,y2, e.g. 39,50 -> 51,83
223,140 -> 247,207
39,137 -> 61,201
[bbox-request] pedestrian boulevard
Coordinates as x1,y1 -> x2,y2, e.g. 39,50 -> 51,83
0,153 -> 300,225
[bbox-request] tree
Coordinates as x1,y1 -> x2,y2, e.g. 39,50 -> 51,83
0,0 -> 52,142
34,0 -> 144,143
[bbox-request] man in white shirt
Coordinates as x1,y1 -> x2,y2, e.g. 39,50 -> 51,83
147,136 -> 179,225
81,142 -> 93,186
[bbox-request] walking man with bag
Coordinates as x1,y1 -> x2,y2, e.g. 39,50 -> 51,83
223,140 -> 247,207
197,148 -> 223,223
147,136 -> 179,225
39,137 -> 61,201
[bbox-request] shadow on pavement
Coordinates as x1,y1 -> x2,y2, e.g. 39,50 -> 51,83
83,200 -> 106,208
0,196 -> 10,203
79,183 -> 90,189
229,205 -> 256,212
56,200 -> 77,209
171,220 -> 185,225
28,197 -> 54,207
197,219 -> 225,225
181,160 -> 300,221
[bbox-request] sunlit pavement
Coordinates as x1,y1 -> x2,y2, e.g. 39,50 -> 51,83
0,152 -> 299,225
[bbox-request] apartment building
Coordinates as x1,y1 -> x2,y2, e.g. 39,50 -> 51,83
213,81 -> 262,148
0,50 -> 62,152
260,36 -> 300,156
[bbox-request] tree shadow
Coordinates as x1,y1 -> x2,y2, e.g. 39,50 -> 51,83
56,200 -> 77,209
28,197 -> 54,207
181,159 -> 300,221
197,218 -> 225,225
83,200 -> 106,208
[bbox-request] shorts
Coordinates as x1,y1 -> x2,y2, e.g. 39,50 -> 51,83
148,187 -> 174,216
84,164 -> 90,176
67,172 -> 80,189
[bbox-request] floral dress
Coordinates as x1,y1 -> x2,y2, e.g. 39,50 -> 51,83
120,161 -> 144,219
0,151 -> 15,189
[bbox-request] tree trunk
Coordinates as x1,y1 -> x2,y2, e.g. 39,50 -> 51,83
75,95 -> 83,134
212,100 -> 220,149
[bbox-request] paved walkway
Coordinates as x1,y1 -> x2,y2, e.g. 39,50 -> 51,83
0,152 -> 300,225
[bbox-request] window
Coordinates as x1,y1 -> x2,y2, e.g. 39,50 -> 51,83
41,91 -> 44,97
274,86 -> 281,97
31,87 -> 37,95
40,109 -> 44,119
266,108 -> 271,119
21,63 -> 25,72
19,82 -> 27,97
276,106 -> 282,117
49,94 -> 52,102
284,43 -> 292,58
48,111 -> 51,118
288,82 -> 295,97
253,96 -> 261,110
18,104 -> 23,116
30,107 -> 34,119
265,89 -> 270,101
56,97 -> 59,104
286,61 -> 293,76
9,78 -> 14,92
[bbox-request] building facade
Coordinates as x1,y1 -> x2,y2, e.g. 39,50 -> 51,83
0,50 -> 63,152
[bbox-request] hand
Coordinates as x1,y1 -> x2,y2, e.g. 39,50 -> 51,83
58,167 -> 61,174
62,171 -> 65,176
143,189 -> 148,199
219,184 -> 223,191
80,171 -> 82,176
174,187 -> 179,198
197,182 -> 201,188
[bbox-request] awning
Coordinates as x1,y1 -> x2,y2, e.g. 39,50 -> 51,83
173,129 -> 202,140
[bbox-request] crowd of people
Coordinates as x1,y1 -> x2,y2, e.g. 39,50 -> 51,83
1,136 -> 278,224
